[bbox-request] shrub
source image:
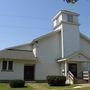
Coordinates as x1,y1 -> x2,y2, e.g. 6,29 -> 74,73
47,76 -> 66,86
9,80 -> 25,88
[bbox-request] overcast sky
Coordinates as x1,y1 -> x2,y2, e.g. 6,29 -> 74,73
0,0 -> 90,50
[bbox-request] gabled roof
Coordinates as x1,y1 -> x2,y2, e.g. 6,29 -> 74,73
80,33 -> 90,42
2,31 -> 89,51
31,29 -> 61,44
57,51 -> 90,62
0,30 -> 89,55
4,43 -> 32,51
31,31 -> 90,44
1,29 -> 89,50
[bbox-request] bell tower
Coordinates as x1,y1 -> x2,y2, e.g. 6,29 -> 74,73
52,10 -> 80,58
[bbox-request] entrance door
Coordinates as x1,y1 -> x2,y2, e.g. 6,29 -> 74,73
68,63 -> 77,77
24,65 -> 35,81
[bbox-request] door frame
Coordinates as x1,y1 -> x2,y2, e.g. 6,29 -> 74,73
24,65 -> 35,81
68,63 -> 77,77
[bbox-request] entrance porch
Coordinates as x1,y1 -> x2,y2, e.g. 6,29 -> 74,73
57,53 -> 90,84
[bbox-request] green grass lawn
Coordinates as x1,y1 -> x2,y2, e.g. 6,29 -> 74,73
0,83 -> 90,90
0,83 -> 34,90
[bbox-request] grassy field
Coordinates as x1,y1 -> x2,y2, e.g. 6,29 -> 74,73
0,83 -> 33,90
0,83 -> 90,90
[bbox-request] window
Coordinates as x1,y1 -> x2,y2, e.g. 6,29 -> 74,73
8,61 -> 13,70
2,61 -> 13,71
67,14 -> 73,23
2,61 -> 7,70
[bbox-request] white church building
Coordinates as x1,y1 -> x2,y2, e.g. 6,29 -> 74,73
0,10 -> 90,84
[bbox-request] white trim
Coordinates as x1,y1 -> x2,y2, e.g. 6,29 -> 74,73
32,30 -> 60,44
57,51 -> 90,63
52,10 -> 80,21
80,33 -> 90,42
65,61 -> 67,76
7,61 -> 9,71
57,58 -> 67,62
2,61 -> 13,71
61,29 -> 64,58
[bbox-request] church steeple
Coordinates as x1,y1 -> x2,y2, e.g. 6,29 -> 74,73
52,10 -> 80,58
52,10 -> 80,31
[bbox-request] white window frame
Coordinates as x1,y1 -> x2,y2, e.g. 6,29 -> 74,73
2,61 -> 13,71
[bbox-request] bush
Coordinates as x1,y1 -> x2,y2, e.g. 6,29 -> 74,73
9,80 -> 25,88
47,76 -> 66,86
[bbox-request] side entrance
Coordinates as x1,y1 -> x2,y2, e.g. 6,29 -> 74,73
68,63 -> 77,78
24,65 -> 35,81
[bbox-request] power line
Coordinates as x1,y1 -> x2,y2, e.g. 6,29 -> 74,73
0,25 -> 52,30
0,14 -> 51,20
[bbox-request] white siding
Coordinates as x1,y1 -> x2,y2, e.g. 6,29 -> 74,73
80,37 -> 90,72
35,32 -> 62,80
58,15 -> 62,22
80,37 -> 90,56
63,23 -> 80,57
60,62 -> 65,76
62,13 -> 67,22
0,61 -> 24,80
53,10 -> 80,58
54,24 -> 63,31
53,20 -> 57,27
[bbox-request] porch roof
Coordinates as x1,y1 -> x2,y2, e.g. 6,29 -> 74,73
0,49 -> 37,61
57,51 -> 90,63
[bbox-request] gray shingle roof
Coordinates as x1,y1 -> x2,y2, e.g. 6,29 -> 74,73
0,49 -> 36,61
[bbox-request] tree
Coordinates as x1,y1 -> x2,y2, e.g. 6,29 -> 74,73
64,0 -> 78,3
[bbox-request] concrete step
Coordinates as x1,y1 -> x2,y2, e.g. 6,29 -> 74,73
74,78 -> 90,84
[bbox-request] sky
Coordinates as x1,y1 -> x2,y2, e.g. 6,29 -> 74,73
0,0 -> 90,50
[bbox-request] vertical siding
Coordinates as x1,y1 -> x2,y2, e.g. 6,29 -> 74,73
35,32 -> 62,80
63,23 -> 80,57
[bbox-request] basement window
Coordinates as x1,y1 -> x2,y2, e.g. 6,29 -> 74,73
2,61 -> 13,71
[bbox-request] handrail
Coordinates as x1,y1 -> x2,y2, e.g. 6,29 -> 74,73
68,71 -> 74,80
83,71 -> 89,80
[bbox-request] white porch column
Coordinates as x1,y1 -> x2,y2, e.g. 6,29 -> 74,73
65,61 -> 68,76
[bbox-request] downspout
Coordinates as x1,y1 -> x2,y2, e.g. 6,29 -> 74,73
61,29 -> 64,58
61,28 -> 67,76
